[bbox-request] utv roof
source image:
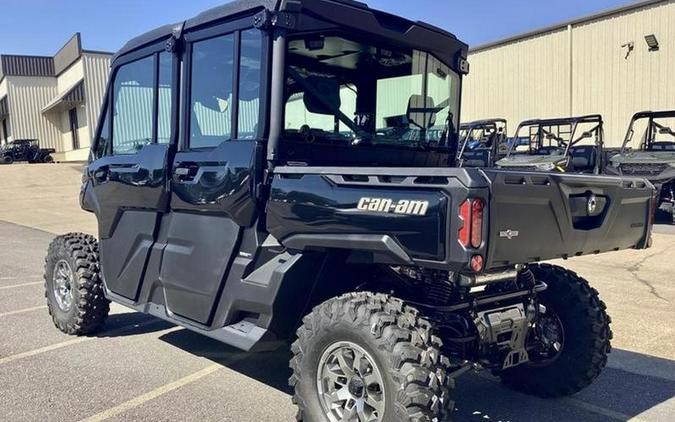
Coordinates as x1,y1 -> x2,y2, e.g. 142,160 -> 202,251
114,0 -> 466,62
517,114 -> 603,127
460,118 -> 507,129
631,110 -> 675,120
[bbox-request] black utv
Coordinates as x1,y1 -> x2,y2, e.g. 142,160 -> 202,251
1,139 -> 55,164
607,110 -> 675,222
43,1 -> 655,421
497,115 -> 605,174
457,118 -> 507,168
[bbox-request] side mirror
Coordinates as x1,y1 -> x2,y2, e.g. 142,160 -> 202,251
407,95 -> 436,129
303,76 -> 340,115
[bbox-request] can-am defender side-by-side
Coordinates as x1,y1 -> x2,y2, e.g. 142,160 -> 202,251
0,139 -> 55,164
43,1 -> 655,421
457,118 -> 507,168
607,110 -> 675,222
497,115 -> 605,174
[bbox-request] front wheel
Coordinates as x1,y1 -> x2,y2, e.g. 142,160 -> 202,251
44,233 -> 110,335
2,155 -> 13,165
290,292 -> 455,421
43,155 -> 54,163
498,264 -> 612,397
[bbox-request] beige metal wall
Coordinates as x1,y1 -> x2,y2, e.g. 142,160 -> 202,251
6,76 -> 61,148
82,53 -> 111,149
462,0 -> 675,147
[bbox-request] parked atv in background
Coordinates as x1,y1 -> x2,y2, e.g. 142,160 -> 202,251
0,139 -> 55,164
607,110 -> 675,222
457,118 -> 507,167
497,115 -> 605,174
41,1 -> 655,421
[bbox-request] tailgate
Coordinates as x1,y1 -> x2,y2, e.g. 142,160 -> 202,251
483,170 -> 654,268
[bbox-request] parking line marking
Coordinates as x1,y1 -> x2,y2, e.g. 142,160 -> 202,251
0,318 -> 168,366
0,276 -> 42,280
78,364 -> 221,422
0,305 -> 46,317
0,281 -> 42,290
566,398 -> 646,422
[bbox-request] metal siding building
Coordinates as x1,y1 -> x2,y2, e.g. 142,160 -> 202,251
462,0 -> 675,146
0,34 -> 112,161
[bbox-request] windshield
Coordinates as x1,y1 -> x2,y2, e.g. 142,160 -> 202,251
509,120 -> 601,156
623,115 -> 675,152
283,35 -> 460,153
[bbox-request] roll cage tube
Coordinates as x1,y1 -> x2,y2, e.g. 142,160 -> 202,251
506,115 -> 603,157
457,119 -> 506,159
620,111 -> 675,153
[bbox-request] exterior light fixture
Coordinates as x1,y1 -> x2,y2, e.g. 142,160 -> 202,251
645,34 -> 659,51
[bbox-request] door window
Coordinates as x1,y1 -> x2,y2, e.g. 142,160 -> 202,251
112,55 -> 156,155
157,52 -> 173,144
238,29 -> 262,139
189,34 -> 235,148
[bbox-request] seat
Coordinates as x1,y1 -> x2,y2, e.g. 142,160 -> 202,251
461,149 -> 491,168
569,146 -> 597,173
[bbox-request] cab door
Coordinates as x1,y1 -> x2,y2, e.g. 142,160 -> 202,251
158,21 -> 267,324
84,44 -> 177,301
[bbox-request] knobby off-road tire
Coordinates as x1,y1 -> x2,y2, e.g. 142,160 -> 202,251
2,155 -> 13,165
498,263 -> 612,397
44,233 -> 110,335
290,292 -> 455,422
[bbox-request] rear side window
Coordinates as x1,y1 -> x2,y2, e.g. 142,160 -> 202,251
189,34 -> 235,148
112,55 -> 156,155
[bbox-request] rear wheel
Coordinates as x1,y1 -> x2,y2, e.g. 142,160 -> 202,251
43,155 -> 54,163
290,292 -> 455,421
2,155 -> 13,165
44,233 -> 110,335
498,264 -> 612,397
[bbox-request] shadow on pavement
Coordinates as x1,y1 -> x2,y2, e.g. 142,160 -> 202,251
157,326 -> 675,421
91,312 -> 175,338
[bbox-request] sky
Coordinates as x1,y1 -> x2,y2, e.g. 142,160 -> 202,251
0,0 -> 639,56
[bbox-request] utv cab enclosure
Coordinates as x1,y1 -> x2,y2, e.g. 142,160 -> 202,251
45,1 -> 655,421
607,110 -> 675,221
457,118 -> 507,168
497,115 -> 605,174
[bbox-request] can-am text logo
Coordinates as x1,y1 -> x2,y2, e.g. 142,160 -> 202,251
357,197 -> 429,216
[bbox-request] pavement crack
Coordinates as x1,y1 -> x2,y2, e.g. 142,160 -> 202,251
626,249 -> 670,302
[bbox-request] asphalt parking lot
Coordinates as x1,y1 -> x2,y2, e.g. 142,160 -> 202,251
1,163 -> 674,421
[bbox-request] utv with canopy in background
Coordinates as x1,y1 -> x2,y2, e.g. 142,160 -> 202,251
43,1 -> 655,421
607,110 -> 675,222
497,115 -> 605,174
457,118 -> 507,168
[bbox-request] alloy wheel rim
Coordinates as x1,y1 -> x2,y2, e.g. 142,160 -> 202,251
316,341 -> 385,422
52,260 -> 75,312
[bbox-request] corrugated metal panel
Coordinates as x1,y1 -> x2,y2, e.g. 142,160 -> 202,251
462,0 -> 675,147
462,29 -> 570,133
0,55 -> 55,78
82,53 -> 112,148
6,76 -> 61,149
571,0 -> 675,145
42,79 -> 85,114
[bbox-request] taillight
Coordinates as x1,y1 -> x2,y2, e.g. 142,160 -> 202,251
471,199 -> 484,248
458,198 -> 485,249
458,200 -> 471,247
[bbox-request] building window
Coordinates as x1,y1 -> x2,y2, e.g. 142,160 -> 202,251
189,34 -> 235,148
112,55 -> 156,155
69,108 -> 80,150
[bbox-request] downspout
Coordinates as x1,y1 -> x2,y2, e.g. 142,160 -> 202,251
568,24 -> 573,117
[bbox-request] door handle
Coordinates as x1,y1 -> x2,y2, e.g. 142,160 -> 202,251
93,167 -> 110,183
173,164 -> 198,182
